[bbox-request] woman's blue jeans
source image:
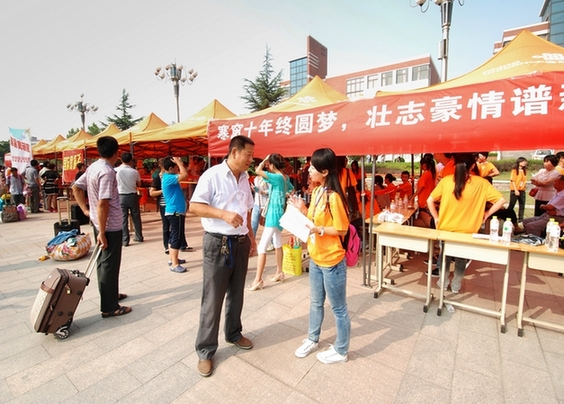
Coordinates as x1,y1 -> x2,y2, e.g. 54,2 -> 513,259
308,258 -> 350,356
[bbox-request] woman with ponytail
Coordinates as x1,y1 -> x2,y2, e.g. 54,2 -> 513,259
426,153 -> 505,293
287,148 -> 351,364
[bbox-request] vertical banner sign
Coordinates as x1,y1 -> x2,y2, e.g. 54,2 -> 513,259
62,149 -> 83,183
8,128 -> 32,172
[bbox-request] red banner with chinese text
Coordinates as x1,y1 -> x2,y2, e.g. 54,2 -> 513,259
208,72 -> 564,157
62,149 -> 83,183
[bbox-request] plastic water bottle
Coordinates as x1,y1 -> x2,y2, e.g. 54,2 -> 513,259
548,221 -> 561,252
545,219 -> 555,251
489,216 -> 499,244
403,195 -> 409,208
501,218 -> 513,246
390,200 -> 396,212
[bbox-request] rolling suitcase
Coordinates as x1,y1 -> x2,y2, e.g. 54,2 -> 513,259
30,244 -> 100,339
54,196 -> 80,236
71,203 -> 90,225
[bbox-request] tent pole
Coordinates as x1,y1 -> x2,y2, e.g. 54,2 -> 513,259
411,154 -> 415,194
366,155 -> 377,288
360,155 -> 368,287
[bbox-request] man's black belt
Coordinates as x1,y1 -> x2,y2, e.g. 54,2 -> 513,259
119,193 -> 137,195
206,232 -> 247,243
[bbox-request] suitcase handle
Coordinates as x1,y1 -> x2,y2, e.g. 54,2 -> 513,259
57,196 -> 71,225
84,243 -> 102,279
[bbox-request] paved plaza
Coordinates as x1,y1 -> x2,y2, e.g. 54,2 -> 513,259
1,205 -> 564,403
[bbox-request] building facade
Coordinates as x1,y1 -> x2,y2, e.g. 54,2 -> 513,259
493,22 -> 550,54
288,36 -> 328,96
285,36 -> 440,100
540,0 -> 564,46
325,56 -> 439,100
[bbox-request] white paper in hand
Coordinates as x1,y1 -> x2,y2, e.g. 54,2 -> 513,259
279,205 -> 314,243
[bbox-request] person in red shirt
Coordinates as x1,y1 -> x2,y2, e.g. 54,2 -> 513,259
397,171 -> 413,199
412,157 -> 436,228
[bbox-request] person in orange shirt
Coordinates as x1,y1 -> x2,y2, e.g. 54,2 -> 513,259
384,173 -> 397,200
555,151 -> 564,175
476,152 -> 500,180
427,153 -> 505,293
350,160 -> 362,192
435,152 -> 455,181
411,157 -> 436,228
507,157 -> 528,222
287,148 -> 350,365
337,156 -> 360,219
397,171 -> 413,199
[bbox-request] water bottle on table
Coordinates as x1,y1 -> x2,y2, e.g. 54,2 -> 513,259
547,221 -> 561,252
501,218 -> 513,246
489,216 -> 499,244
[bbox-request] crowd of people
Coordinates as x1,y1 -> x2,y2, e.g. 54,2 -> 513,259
3,144 -> 564,379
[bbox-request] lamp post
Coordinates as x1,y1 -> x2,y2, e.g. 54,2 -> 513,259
67,93 -> 98,131
415,0 -> 463,82
154,62 -> 197,123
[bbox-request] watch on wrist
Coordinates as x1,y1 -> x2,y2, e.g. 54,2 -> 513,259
319,226 -> 324,236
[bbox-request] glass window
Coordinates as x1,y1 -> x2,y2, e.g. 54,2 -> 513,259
290,58 -> 308,96
381,71 -> 393,86
552,0 -> 564,13
346,77 -> 364,97
396,68 -> 408,84
367,74 -> 379,88
551,10 -> 564,23
550,31 -> 564,46
412,65 -> 429,81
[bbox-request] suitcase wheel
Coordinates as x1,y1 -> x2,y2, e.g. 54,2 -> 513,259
55,325 -> 70,340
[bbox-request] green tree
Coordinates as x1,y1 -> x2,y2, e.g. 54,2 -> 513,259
0,140 -> 9,164
102,89 -> 142,131
88,122 -> 101,136
241,46 -> 286,112
67,128 -> 79,138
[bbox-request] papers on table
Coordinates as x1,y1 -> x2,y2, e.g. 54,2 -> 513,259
279,205 -> 314,243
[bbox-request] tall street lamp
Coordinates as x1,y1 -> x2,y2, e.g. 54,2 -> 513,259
154,62 -> 198,123
67,93 -> 98,131
415,0 -> 464,82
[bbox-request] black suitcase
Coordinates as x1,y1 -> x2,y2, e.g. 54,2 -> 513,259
30,244 -> 100,339
71,203 -> 90,225
54,197 -> 80,236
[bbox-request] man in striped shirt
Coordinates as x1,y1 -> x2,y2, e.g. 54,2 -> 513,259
73,136 -> 132,318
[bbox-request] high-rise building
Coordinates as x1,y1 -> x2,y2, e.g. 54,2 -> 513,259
288,36 -> 328,97
284,36 -> 439,100
540,0 -> 564,46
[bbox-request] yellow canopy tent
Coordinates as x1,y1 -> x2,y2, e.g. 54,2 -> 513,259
31,139 -> 47,155
130,99 -> 236,158
84,113 -> 169,158
56,129 -> 92,151
96,123 -> 121,137
33,134 -> 66,158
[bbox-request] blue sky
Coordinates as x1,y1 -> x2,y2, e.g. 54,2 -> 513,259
0,0 -> 544,143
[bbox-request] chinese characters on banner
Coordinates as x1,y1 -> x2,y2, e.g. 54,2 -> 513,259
207,72 -> 564,157
8,128 -> 32,172
62,149 -> 83,183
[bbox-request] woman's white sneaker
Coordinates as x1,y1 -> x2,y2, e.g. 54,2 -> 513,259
294,339 -> 318,358
316,345 -> 348,364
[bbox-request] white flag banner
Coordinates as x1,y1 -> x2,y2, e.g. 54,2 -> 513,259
9,128 -> 32,172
